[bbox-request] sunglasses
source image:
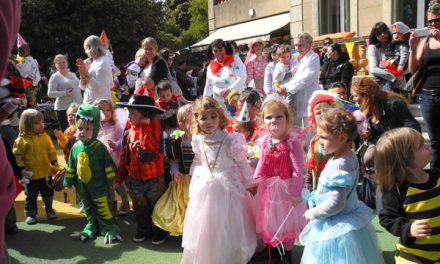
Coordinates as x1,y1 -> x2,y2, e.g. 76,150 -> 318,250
427,17 -> 440,26
324,42 -> 332,45
375,30 -> 388,36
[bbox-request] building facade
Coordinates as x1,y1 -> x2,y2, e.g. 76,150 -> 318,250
196,0 -> 428,47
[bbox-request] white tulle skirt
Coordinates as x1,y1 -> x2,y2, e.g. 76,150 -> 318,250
181,178 -> 257,264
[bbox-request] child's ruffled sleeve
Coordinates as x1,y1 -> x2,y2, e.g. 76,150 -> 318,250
320,170 -> 353,189
227,133 -> 253,186
307,170 -> 352,220
189,135 -> 201,176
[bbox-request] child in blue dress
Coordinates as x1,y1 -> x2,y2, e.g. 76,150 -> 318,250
300,108 -> 384,264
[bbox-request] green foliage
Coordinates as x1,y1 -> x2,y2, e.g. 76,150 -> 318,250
19,0 -> 168,70
18,0 -> 208,72
179,0 -> 208,46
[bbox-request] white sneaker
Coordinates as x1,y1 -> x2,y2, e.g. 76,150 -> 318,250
25,216 -> 37,225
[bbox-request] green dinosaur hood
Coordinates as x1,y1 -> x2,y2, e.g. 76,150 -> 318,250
75,104 -> 101,141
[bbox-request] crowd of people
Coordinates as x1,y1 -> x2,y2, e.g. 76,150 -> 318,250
2,2 -> 440,264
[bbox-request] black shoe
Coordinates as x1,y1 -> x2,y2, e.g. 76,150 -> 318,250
6,226 -> 19,235
132,233 -> 146,243
151,232 -> 168,245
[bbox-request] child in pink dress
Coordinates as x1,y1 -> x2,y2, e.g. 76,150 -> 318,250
181,96 -> 257,264
253,99 -> 307,262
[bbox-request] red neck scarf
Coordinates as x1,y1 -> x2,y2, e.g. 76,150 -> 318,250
209,54 -> 234,75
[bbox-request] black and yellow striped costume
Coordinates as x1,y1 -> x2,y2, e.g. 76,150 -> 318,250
380,169 -> 440,264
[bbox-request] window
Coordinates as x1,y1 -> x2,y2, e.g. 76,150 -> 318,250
392,0 -> 427,29
319,0 -> 350,35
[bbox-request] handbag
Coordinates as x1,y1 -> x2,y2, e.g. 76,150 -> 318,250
357,174 -> 376,209
47,168 -> 66,192
404,66 -> 426,96
404,36 -> 428,96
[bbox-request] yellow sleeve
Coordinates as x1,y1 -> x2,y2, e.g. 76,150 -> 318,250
12,137 -> 25,168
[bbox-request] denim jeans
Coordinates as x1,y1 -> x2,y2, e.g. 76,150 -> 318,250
420,92 -> 440,169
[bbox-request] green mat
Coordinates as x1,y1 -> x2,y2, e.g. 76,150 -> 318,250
6,214 -> 397,264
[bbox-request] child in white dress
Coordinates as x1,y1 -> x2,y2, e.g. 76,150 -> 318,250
181,96 -> 257,264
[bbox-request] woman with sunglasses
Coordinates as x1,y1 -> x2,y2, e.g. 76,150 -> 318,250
203,39 -> 247,113
409,3 -> 440,169
368,22 -> 406,91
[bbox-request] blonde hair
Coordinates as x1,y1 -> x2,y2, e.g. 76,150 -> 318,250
66,102 -> 80,116
135,48 -> 145,59
374,127 -> 426,192
93,99 -> 116,124
76,118 -> 93,128
141,37 -> 158,50
260,100 -> 294,127
351,77 -> 407,118
192,97 -> 228,134
276,44 -> 291,59
177,104 -> 192,128
19,109 -> 44,135
83,35 -> 105,57
53,54 -> 68,67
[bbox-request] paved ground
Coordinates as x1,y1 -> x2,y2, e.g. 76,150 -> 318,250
5,148 -> 398,264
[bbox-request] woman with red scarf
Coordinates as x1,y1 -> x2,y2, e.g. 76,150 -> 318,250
203,39 -> 247,114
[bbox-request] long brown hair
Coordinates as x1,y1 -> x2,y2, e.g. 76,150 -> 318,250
374,127 -> 425,192
351,77 -> 406,118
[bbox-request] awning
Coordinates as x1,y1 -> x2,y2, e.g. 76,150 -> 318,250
191,13 -> 290,50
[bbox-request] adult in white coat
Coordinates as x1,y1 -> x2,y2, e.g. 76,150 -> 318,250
278,33 -> 320,126
203,39 -> 247,113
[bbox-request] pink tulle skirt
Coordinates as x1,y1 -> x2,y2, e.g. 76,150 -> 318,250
182,177 -> 257,264
254,176 -> 307,248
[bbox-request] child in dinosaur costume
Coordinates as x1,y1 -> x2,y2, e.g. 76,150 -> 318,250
64,104 -> 121,244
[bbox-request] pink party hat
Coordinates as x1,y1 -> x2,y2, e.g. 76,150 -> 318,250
17,33 -> 27,47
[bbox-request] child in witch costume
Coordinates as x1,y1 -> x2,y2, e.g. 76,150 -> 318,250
64,104 -> 121,244
115,95 -> 168,245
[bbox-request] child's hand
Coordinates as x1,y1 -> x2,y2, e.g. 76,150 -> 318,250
21,169 -> 33,179
397,65 -> 404,74
304,210 -> 313,221
291,196 -> 303,207
108,140 -> 117,150
410,220 -> 432,237
173,172 -> 183,184
54,129 -> 61,139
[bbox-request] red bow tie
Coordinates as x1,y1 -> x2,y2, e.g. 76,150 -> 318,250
209,55 -> 234,75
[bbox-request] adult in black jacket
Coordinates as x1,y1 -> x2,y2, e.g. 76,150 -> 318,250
319,43 -> 354,90
351,77 -> 421,144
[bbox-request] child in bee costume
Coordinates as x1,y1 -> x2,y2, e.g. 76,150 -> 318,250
64,104 -> 121,244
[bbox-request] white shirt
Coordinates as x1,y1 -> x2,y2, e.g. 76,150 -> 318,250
79,55 -> 113,104
284,50 -> 320,118
203,55 -> 247,105
47,71 -> 83,110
